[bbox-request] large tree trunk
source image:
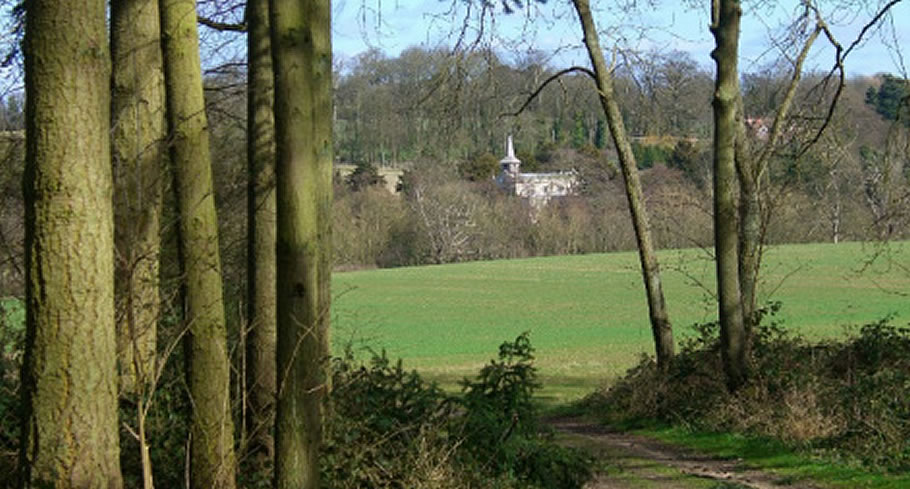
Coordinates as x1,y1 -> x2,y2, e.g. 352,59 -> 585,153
570,0 -> 675,370
160,1 -> 237,488
245,0 -> 278,475
270,0 -> 333,487
111,0 -> 166,396
20,0 -> 123,487
711,0 -> 748,391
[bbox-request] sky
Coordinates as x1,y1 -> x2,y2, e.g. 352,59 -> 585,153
330,0 -> 910,77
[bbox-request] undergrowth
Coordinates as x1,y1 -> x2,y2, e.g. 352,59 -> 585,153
324,332 -> 593,489
583,302 -> 910,472
0,317 -> 590,488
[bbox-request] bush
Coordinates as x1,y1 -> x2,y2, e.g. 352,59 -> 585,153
345,161 -> 386,191
458,333 -> 541,473
827,320 -> 910,468
323,349 -> 457,489
631,142 -> 671,169
584,304 -> 910,471
0,298 -> 24,488
324,334 -> 593,489
457,333 -> 592,489
458,153 -> 499,182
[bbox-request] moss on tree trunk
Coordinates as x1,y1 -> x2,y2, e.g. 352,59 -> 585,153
21,0 -> 123,486
270,0 -> 333,487
711,0 -> 748,391
111,0 -> 167,396
245,0 -> 278,475
571,0 -> 675,370
160,0 -> 237,487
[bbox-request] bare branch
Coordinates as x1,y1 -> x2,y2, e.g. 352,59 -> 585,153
198,15 -> 246,32
756,18 -> 821,169
842,0 -> 905,62
799,0 -> 906,157
500,66 -> 596,118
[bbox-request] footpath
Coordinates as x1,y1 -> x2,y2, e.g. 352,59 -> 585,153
549,417 -> 821,489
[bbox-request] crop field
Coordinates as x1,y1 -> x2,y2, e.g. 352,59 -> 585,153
333,241 -> 910,403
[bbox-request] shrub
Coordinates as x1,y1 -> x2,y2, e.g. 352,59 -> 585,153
827,320 -> 910,468
324,334 -> 593,489
458,332 -> 541,472
458,333 -> 593,489
323,349 -> 457,489
458,152 -> 499,182
346,161 -> 386,191
0,298 -> 24,488
584,304 -> 910,470
631,142 -> 671,169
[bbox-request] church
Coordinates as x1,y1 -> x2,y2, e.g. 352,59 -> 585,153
495,136 -> 578,208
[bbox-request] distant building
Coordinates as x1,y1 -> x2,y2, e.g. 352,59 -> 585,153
496,136 -> 577,208
744,117 -> 770,140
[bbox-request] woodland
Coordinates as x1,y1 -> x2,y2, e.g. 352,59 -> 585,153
0,0 -> 908,488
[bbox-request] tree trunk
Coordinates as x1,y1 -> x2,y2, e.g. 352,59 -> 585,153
245,0 -> 278,475
711,0 -> 748,391
733,98 -> 759,332
270,0 -> 333,487
160,0 -> 237,488
570,0 -> 675,370
20,0 -> 123,487
111,0 -> 166,396
735,22 -> 819,331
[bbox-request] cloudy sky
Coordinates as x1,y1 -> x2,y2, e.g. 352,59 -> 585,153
331,0 -> 909,77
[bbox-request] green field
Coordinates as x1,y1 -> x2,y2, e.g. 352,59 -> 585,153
333,241 -> 910,402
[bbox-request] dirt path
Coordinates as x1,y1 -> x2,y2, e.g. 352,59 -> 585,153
548,417 -> 821,489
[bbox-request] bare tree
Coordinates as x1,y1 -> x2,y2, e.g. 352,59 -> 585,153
111,0 -> 167,400
570,0 -> 675,370
710,0 -> 748,391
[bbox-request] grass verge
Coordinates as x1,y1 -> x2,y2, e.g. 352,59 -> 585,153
636,424 -> 910,489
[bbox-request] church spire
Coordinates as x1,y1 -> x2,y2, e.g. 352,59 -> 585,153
500,135 -> 520,176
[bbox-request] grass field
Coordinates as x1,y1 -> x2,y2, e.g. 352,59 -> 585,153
333,241 -> 910,403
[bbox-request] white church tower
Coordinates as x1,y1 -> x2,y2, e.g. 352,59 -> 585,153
495,135 -> 579,209
499,135 -> 521,177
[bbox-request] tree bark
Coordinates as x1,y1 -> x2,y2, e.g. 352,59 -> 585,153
111,0 -> 167,396
270,0 -> 333,487
571,0 -> 675,370
711,0 -> 748,391
160,0 -> 237,487
20,0 -> 123,487
733,97 -> 759,332
245,0 -> 278,475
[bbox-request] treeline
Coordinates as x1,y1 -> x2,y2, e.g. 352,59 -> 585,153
333,46 -> 715,165
3,48 -> 908,277
325,46 -> 909,269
